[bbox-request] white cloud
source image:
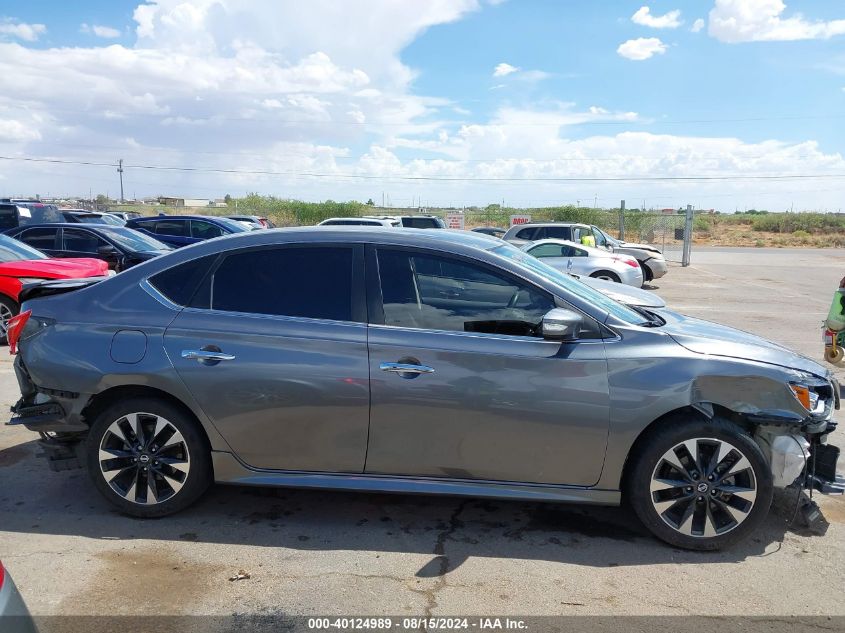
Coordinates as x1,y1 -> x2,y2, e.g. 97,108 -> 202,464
81,23 -> 122,39
0,19 -> 46,42
631,6 -> 682,29
691,18 -> 705,33
493,62 -> 519,77
709,0 -> 845,43
617,37 -> 668,61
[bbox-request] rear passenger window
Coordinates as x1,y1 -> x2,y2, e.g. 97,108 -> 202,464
19,227 -> 58,250
515,228 -> 536,240
191,220 -> 224,239
154,221 -> 189,237
149,255 -> 217,306
210,247 -> 353,321
0,205 -> 18,230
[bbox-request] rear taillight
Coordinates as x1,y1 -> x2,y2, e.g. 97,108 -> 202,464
0,561 -> 5,590
7,309 -> 31,355
613,256 -> 640,268
259,219 -> 269,228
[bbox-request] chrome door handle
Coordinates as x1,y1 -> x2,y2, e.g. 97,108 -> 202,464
379,362 -> 435,375
182,350 -> 236,362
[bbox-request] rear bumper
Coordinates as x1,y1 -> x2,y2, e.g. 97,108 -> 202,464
8,355 -> 88,434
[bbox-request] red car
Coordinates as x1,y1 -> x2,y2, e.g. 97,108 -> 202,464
0,234 -> 108,342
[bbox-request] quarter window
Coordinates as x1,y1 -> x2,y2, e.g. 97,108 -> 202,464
376,250 -> 553,337
210,247 -> 353,321
149,255 -> 218,307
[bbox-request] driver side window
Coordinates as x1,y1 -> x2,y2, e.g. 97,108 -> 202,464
376,249 -> 554,337
592,227 -> 608,247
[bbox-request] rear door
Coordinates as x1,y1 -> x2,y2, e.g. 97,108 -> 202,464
525,242 -> 574,272
153,219 -> 195,247
161,243 -> 370,471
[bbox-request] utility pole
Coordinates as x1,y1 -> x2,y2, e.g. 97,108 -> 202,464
117,159 -> 125,202
619,199 -> 626,240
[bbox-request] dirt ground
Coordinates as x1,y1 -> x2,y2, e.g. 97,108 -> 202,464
0,246 -> 843,627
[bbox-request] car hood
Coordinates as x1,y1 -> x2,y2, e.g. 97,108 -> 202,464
576,275 -> 665,308
615,242 -> 664,256
661,311 -> 828,378
0,257 -> 109,279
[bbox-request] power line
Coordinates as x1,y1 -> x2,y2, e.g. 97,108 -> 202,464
3,154 -> 845,183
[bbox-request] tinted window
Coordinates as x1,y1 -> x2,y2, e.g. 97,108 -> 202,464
154,220 -> 189,237
211,247 -> 353,321
542,226 -> 573,240
18,227 -> 58,250
0,205 -> 17,230
0,234 -> 47,261
149,255 -> 218,307
527,243 -> 571,258
514,228 -> 537,240
191,220 -> 224,239
402,217 -> 440,229
18,204 -> 62,224
63,228 -> 108,253
376,249 -> 553,336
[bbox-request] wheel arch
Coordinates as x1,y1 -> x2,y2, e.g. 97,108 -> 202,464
618,402 -> 758,493
81,384 -> 216,452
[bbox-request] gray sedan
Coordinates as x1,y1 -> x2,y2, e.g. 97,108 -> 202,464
6,228 -> 841,550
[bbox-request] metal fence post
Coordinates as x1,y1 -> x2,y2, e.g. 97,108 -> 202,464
682,204 -> 693,267
619,200 -> 625,240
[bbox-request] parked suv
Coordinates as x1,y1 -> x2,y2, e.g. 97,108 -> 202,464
503,223 -> 667,282
0,200 -> 63,229
364,215 -> 446,229
125,215 -> 248,248
6,228 -> 840,550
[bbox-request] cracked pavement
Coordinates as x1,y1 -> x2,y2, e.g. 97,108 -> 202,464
0,246 -> 843,618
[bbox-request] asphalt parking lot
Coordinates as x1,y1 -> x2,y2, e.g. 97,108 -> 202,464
1,246 -> 843,625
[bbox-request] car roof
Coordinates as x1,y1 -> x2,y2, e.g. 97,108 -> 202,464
511,222 -> 588,229
130,215 -> 225,221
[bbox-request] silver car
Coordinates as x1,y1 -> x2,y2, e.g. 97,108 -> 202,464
521,239 -> 644,287
7,228 -> 841,550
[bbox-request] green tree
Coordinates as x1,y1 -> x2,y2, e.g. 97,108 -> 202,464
366,198 -> 375,206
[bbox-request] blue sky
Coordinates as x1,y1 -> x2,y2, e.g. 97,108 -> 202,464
0,0 -> 844,210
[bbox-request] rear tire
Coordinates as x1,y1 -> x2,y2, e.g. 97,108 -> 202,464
626,415 -> 773,550
0,294 -> 19,345
590,270 -> 621,283
86,397 -> 212,517
640,261 -> 653,282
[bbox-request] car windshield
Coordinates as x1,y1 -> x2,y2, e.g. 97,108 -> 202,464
0,234 -> 47,261
491,243 -> 649,326
99,227 -> 173,252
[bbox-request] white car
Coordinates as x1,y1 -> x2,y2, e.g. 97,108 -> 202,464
521,239 -> 643,287
318,217 -> 400,227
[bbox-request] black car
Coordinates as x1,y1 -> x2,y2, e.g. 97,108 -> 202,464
60,210 -> 126,226
4,224 -> 172,271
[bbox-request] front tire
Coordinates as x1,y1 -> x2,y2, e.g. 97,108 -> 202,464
626,416 -> 773,550
590,270 -> 621,283
86,398 -> 212,517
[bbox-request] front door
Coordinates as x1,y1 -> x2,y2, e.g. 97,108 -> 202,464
162,243 -> 370,472
365,247 -> 610,486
